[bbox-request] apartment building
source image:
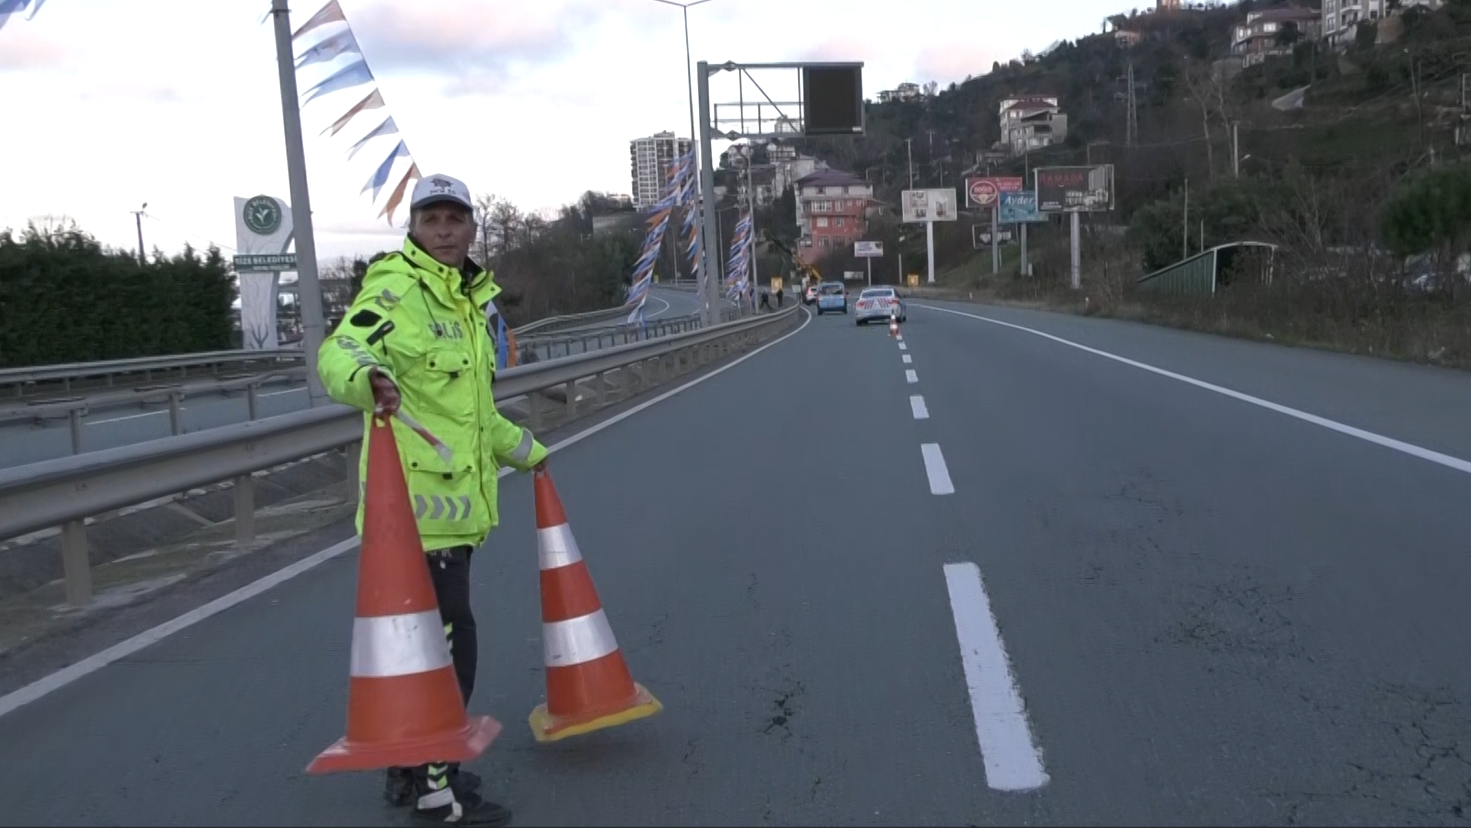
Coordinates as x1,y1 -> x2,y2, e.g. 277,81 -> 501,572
998,96 -> 1069,156
629,131 -> 692,209
794,169 -> 872,255
1232,7 -> 1320,66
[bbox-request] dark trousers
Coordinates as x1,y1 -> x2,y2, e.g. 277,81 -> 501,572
395,546 -> 477,806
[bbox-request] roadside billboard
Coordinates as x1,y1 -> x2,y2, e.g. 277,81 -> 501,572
1034,165 -> 1115,212
999,190 -> 1046,224
901,188 -> 958,223
854,241 -> 884,257
965,176 -> 1024,209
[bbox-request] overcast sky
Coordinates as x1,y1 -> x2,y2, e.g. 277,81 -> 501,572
0,0 -> 1145,262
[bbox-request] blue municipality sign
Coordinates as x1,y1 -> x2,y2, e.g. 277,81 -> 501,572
999,191 -> 1045,224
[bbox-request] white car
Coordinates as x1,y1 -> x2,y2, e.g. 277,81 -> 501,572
853,286 -> 906,325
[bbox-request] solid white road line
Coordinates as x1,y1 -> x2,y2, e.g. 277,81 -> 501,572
943,562 -> 1050,792
906,369 -> 919,384
920,443 -> 954,495
917,303 -> 1471,478
0,537 -> 360,720
903,354 -> 913,364
910,395 -> 929,420
0,308 -> 816,722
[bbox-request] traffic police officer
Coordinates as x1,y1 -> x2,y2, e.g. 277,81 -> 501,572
318,173 -> 547,827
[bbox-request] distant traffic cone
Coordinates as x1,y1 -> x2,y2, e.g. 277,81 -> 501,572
307,416 -> 502,774
889,313 -> 899,337
528,469 -> 662,743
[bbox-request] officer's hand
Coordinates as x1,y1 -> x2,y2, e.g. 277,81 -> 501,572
369,368 -> 401,416
533,459 -> 548,473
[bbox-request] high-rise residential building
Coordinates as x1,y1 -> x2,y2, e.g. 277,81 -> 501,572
629,131 -> 692,209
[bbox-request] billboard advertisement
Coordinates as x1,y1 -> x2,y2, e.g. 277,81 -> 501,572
1034,165 -> 1115,213
998,190 -> 1046,224
965,176 -> 1024,209
901,188 -> 958,223
854,241 -> 883,257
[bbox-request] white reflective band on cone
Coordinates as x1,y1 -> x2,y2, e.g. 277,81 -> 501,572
537,523 -> 583,571
543,608 -> 619,667
350,609 -> 455,678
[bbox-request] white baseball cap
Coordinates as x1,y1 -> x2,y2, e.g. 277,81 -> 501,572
410,174 -> 473,211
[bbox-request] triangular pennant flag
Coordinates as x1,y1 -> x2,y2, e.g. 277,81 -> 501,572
292,0 -> 345,40
379,163 -> 422,225
295,27 -> 360,70
300,58 -> 373,106
323,89 -> 385,137
347,116 -> 399,160
362,140 -> 410,201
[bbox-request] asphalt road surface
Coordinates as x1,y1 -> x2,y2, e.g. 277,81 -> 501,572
3,299 -> 1471,826
0,289 -> 697,471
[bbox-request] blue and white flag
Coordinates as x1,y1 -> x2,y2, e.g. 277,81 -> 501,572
361,139 -> 409,200
346,116 -> 398,160
0,0 -> 45,30
301,58 -> 374,106
295,28 -> 360,70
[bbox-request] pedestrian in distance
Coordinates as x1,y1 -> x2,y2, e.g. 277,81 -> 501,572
318,173 -> 550,827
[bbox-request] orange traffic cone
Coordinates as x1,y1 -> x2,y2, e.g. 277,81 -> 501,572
307,417 -> 502,774
889,314 -> 899,337
528,469 -> 662,743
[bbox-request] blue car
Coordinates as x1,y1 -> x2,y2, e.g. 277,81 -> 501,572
815,283 -> 848,315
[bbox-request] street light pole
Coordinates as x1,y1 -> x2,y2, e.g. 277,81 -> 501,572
131,203 -> 147,262
651,0 -> 717,326
270,0 -> 328,407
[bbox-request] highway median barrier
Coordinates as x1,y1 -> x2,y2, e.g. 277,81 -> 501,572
0,304 -> 800,653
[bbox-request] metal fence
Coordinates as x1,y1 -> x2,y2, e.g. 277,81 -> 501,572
0,305 -> 799,607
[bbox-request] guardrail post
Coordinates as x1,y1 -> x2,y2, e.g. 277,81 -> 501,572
595,371 -> 607,408
69,407 -> 84,455
564,379 -> 577,419
528,394 -> 542,431
62,520 -> 91,607
235,473 -> 256,544
168,392 -> 184,435
247,383 -> 260,421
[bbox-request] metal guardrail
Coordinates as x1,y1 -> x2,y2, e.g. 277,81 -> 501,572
0,305 -> 635,399
0,350 -> 303,397
0,305 -> 799,606
509,305 -> 630,336
0,307 -> 709,435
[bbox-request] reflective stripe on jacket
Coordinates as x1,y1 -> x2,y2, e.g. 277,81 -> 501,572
318,235 -> 549,550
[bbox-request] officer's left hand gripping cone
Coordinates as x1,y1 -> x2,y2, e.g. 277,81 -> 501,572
307,416 -> 502,774
529,469 -> 662,743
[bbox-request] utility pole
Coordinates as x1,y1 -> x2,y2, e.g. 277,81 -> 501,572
745,148 -> 759,295
271,0 -> 328,406
1126,61 -> 1139,146
906,138 -> 915,189
1182,177 -> 1190,261
1231,121 -> 1240,178
697,61 -> 723,328
131,203 -> 147,262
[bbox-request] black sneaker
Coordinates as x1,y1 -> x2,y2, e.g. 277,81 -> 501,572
411,791 -> 512,826
451,769 -> 482,797
384,767 -> 414,807
386,768 -> 480,807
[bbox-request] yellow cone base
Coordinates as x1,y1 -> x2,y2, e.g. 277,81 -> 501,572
528,683 -> 663,744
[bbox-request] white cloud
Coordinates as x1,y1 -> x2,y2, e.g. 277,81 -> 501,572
0,0 -> 1141,263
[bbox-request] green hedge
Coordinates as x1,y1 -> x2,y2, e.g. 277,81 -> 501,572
0,223 -> 236,369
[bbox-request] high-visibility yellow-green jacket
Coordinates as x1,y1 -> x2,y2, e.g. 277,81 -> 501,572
318,235 -> 549,552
